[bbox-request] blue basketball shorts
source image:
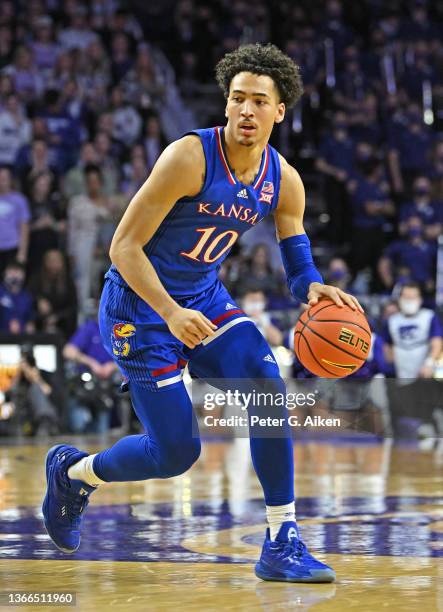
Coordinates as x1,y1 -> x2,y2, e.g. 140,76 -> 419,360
98,277 -> 278,391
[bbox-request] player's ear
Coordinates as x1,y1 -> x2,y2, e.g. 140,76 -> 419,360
274,102 -> 285,124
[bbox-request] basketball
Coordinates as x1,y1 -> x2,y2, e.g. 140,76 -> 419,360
294,299 -> 372,378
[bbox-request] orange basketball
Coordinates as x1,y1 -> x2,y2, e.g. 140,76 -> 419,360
294,299 -> 372,378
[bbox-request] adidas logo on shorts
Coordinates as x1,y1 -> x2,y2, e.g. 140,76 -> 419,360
237,188 -> 248,199
263,354 -> 276,364
225,302 -> 236,310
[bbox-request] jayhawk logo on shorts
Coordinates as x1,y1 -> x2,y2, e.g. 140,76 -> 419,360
111,323 -> 136,357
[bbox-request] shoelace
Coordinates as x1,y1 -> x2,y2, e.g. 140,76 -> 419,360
64,493 -> 89,524
59,472 -> 90,524
281,538 -> 307,559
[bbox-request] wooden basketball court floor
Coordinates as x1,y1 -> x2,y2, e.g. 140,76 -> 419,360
0,436 -> 442,611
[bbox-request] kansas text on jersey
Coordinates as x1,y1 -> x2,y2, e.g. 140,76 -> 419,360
106,126 -> 281,297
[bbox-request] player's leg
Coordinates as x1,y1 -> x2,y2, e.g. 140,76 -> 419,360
42,279 -> 200,552
190,323 -> 294,508
91,382 -> 200,482
189,321 -> 335,582
42,383 -> 199,553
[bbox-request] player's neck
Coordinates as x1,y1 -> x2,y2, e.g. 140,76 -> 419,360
223,125 -> 266,176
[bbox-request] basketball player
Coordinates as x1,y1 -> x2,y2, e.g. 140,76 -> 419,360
43,44 -> 362,582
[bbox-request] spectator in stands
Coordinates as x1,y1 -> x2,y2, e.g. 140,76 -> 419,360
110,32 -> 134,83
49,50 -> 76,91
400,40 -> 436,102
109,8 -> 143,43
378,216 -> 437,294
58,6 -> 99,51
347,151 -> 395,280
348,94 -> 382,146
18,138 -> 58,194
8,45 -> 43,102
93,131 -> 119,194
36,89 -> 83,172
28,172 -> 66,274
143,115 -> 166,173
12,345 -> 59,436
30,249 -> 77,339
387,103 -> 435,190
239,243 -> 282,297
121,45 -> 162,113
121,146 -> 147,199
326,257 -> 353,292
30,15 -> 60,74
383,282 -> 443,436
240,287 -> 283,347
67,165 -> 114,309
77,40 -> 111,104
398,175 -> 441,241
0,167 -> 30,275
334,46 -> 372,112
63,142 -> 98,199
63,314 -> 118,433
0,260 -> 34,334
109,85 -> 142,147
315,111 -> 354,244
0,93 -> 31,166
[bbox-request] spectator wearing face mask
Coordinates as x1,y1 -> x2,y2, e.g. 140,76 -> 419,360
398,175 -> 442,242
315,111 -> 355,245
0,260 -> 34,334
386,105 -> 435,192
240,287 -> 282,347
327,257 -> 353,292
346,150 -> 395,280
382,282 -> 443,437
378,216 -> 437,293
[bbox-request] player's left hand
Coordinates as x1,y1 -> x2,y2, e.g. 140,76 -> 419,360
307,282 -> 364,313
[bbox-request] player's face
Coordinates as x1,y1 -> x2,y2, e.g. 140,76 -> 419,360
225,72 -> 285,146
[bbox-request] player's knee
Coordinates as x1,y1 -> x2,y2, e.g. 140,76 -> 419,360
253,375 -> 286,399
246,375 -> 288,419
155,437 -> 201,478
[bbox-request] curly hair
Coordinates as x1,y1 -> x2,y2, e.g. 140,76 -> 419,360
215,43 -> 303,108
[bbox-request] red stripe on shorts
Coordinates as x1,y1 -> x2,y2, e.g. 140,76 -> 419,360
212,309 -> 244,326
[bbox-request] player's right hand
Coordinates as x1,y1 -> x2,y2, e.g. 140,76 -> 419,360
166,307 -> 217,349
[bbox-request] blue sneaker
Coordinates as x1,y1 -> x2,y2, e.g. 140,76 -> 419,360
42,444 -> 96,553
255,522 -> 336,583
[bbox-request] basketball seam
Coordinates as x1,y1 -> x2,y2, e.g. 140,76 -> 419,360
299,333 -> 338,377
302,321 -> 365,362
295,329 -> 302,361
298,302 -> 336,328
309,319 -> 371,337
307,302 -> 339,320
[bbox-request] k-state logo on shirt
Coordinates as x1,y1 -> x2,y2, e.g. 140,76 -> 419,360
398,324 -> 418,341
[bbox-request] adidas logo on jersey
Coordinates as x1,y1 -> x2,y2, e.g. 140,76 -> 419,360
263,354 -> 276,364
237,188 -> 248,199
225,302 -> 236,310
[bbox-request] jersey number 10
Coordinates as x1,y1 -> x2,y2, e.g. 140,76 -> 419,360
180,226 -> 239,263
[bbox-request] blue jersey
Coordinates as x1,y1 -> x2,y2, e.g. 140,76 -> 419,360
106,126 -> 282,297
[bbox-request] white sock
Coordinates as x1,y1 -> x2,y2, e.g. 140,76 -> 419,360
67,454 -> 106,486
266,502 -> 296,540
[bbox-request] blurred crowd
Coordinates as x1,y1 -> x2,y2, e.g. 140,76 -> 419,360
0,0 -> 442,437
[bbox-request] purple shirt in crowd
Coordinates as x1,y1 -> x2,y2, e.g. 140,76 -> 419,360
0,191 -> 30,251
68,320 -> 111,364
0,285 -> 34,332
